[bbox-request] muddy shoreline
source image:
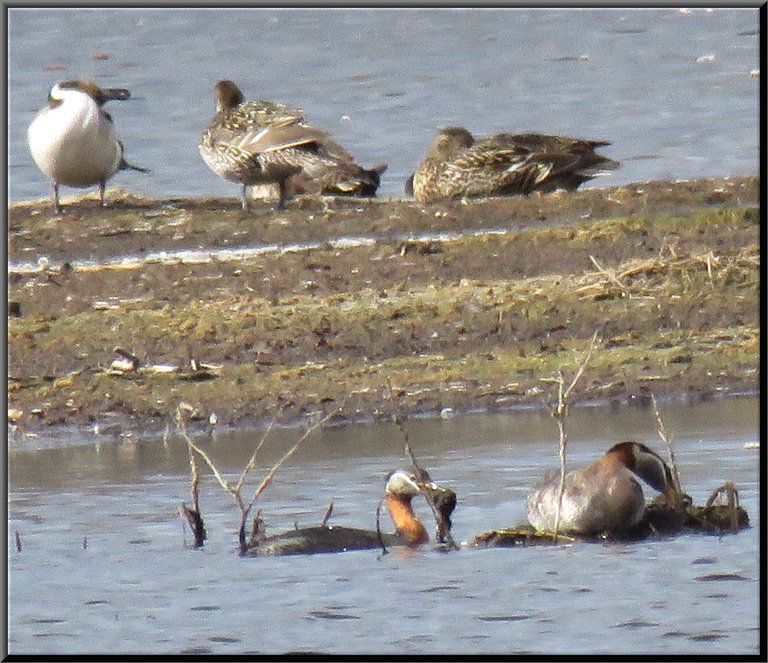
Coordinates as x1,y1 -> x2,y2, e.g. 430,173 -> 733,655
7,176 -> 760,440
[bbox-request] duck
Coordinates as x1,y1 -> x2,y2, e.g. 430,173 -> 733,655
199,79 -> 386,210
27,80 -> 148,214
245,469 -> 456,556
526,441 -> 678,536
410,126 -> 619,203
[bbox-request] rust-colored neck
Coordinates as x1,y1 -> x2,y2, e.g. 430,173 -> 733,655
386,494 -> 429,546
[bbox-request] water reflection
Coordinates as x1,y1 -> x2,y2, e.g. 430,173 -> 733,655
8,397 -> 760,655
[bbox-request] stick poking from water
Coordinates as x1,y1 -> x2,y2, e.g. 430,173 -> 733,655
651,394 -> 682,493
543,332 -> 599,539
393,414 -> 459,550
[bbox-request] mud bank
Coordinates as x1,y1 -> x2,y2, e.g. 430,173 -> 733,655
7,176 -> 760,439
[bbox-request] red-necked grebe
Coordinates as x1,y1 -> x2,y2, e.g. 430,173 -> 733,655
526,441 -> 677,535
245,469 -> 455,556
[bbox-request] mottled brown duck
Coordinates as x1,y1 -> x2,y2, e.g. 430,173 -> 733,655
410,126 -> 619,203
199,79 -> 385,209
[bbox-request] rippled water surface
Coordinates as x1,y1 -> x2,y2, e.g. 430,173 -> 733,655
8,8 -> 760,203
8,397 -> 760,655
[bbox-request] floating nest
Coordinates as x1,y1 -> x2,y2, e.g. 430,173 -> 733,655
473,482 -> 749,548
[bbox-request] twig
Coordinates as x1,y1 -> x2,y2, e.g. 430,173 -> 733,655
177,405 -> 207,548
14,531 -> 21,553
321,497 -> 335,527
239,405 -> 343,552
375,498 -> 388,557
588,255 -> 627,294
549,332 -> 599,538
176,404 -> 232,497
650,394 -> 682,493
233,416 -> 277,494
393,413 -> 459,551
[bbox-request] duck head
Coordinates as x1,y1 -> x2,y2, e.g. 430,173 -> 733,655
607,441 -> 677,497
51,80 -> 131,106
427,127 -> 475,161
213,79 -> 245,113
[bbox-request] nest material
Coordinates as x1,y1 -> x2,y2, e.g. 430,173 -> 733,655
473,488 -> 749,548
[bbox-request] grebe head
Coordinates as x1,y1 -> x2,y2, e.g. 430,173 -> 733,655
385,469 -> 456,543
428,127 -> 475,161
606,441 -> 677,496
51,80 -> 131,106
385,469 -> 425,499
213,79 -> 245,113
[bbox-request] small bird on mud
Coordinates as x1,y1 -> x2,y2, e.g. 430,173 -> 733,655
199,79 -> 386,210
526,441 -> 678,536
27,80 -> 148,214
410,126 -> 619,203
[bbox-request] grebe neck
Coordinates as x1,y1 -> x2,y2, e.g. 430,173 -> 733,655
386,494 -> 429,546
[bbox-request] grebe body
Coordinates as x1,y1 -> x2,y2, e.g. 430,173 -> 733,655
526,441 -> 676,535
246,469 -> 455,556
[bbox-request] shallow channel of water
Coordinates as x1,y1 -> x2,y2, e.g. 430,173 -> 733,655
8,397 -> 760,655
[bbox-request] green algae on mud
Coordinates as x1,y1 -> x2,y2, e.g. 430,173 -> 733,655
7,177 -> 760,436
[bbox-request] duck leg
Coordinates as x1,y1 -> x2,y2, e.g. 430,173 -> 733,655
276,179 -> 287,211
240,183 -> 250,211
99,180 -> 107,208
52,182 -> 63,215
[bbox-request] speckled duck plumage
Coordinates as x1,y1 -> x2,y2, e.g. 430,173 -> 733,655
410,127 -> 619,203
199,80 -> 386,210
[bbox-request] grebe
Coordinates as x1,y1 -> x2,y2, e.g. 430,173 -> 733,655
526,441 -> 677,536
27,80 -> 147,214
245,469 -> 455,556
410,127 -> 619,203
199,80 -> 385,210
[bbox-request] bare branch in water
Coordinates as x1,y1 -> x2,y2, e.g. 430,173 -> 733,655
375,498 -> 388,557
176,404 -> 207,548
179,503 -> 207,548
175,401 -> 343,554
651,394 -> 682,493
548,332 -> 599,539
321,497 -> 335,527
238,405 -> 344,552
393,413 -> 459,551
234,415 -> 277,494
176,403 -> 233,496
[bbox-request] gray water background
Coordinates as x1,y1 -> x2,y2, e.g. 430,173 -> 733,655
7,7 -> 760,204
8,397 -> 761,655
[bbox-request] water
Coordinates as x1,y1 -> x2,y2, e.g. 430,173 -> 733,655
8,397 -> 760,655
8,8 -> 760,204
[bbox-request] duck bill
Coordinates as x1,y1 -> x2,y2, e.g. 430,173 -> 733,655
102,87 -> 131,102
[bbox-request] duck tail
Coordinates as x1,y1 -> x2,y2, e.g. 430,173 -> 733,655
327,161 -> 387,197
120,157 -> 150,174
118,140 -> 150,173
